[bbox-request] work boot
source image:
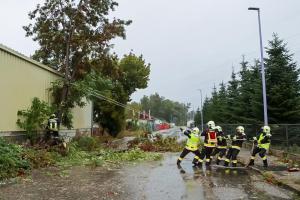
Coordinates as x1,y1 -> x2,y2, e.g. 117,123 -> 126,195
197,162 -> 203,167
263,160 -> 268,168
224,161 -> 229,167
192,158 -> 198,165
248,159 -> 254,166
192,161 -> 198,167
177,160 -> 181,166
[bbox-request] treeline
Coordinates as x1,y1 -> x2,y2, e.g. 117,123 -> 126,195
130,93 -> 190,126
201,34 -> 300,125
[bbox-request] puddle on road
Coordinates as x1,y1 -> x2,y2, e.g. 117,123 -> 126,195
123,153 -> 295,200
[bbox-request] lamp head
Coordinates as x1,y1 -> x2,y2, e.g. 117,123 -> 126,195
248,7 -> 259,11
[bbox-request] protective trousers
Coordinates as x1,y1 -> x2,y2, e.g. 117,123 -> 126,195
224,148 -> 240,167
211,147 -> 227,165
198,146 -> 215,165
177,148 -> 201,165
249,146 -> 268,167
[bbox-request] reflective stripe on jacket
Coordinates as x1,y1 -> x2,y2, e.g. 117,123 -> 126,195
231,145 -> 241,150
49,118 -> 58,131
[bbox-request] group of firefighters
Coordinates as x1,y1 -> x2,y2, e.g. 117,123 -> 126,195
177,121 -> 272,168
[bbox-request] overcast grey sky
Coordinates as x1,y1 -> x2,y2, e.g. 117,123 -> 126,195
1,0 -> 300,110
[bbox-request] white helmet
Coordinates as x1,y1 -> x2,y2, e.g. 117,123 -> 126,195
215,126 -> 222,132
236,126 -> 245,133
192,127 -> 200,134
262,126 -> 271,134
207,121 -> 215,129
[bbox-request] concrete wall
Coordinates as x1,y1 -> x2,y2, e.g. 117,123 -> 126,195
0,44 -> 91,136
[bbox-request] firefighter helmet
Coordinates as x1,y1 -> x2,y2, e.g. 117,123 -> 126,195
207,121 -> 215,129
192,127 -> 200,134
236,126 -> 245,133
262,126 -> 271,134
215,126 -> 222,132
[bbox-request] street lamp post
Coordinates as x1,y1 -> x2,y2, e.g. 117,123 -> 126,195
197,89 -> 204,132
248,7 -> 268,126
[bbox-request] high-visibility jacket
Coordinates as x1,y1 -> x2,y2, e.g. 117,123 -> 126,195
201,129 -> 217,147
186,132 -> 200,151
258,132 -> 271,150
48,118 -> 58,131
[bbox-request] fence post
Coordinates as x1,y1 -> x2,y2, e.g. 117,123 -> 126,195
285,125 -> 289,150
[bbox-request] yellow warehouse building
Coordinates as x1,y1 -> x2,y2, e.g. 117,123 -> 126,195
0,44 -> 92,139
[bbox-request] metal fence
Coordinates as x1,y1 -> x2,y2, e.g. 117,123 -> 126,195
218,124 -> 300,151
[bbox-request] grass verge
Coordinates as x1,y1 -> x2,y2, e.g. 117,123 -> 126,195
0,136 -> 162,181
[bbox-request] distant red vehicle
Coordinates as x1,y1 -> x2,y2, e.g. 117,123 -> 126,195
157,123 -> 170,130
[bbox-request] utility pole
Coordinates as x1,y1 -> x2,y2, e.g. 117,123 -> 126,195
197,89 -> 204,132
91,101 -> 94,136
248,7 -> 268,126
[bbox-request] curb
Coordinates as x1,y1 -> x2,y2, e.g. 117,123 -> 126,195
238,157 -> 300,195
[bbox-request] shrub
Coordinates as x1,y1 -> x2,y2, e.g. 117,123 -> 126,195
0,138 -> 30,179
23,148 -> 57,169
73,136 -> 99,151
128,135 -> 184,152
16,97 -> 53,143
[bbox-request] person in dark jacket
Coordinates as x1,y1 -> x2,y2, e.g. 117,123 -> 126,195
211,126 -> 228,165
224,126 -> 246,167
46,114 -> 60,140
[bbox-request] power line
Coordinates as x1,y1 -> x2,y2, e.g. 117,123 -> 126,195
81,86 -> 160,120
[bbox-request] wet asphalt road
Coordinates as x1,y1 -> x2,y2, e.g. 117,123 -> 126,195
123,153 -> 296,200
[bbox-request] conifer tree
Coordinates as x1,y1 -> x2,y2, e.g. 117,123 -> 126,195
248,60 -> 264,123
216,82 -> 229,123
227,70 -> 240,123
265,34 -> 300,123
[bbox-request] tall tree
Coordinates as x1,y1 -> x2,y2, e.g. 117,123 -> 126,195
248,60 -> 264,123
24,0 -> 131,123
140,93 -> 189,126
265,34 -> 300,123
217,81 -> 229,122
226,70 -> 240,123
119,53 -> 150,100
92,53 -> 150,135
202,97 -> 213,123
194,108 -> 202,128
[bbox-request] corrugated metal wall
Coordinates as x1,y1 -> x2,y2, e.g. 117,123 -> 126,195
0,46 -> 92,133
